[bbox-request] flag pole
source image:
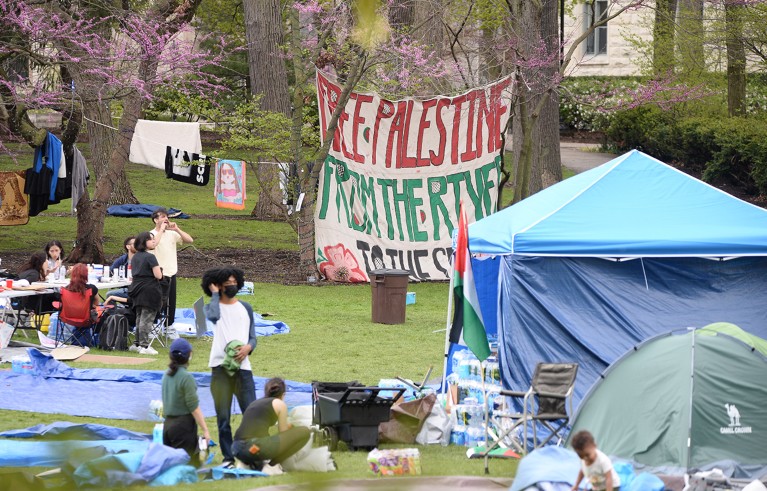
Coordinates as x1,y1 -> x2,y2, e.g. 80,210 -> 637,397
441,252 -> 456,395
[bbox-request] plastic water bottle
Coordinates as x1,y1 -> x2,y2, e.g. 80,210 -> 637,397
451,425 -> 466,446
458,354 -> 472,381
152,423 -> 163,444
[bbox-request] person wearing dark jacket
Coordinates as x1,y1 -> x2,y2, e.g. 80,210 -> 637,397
127,232 -> 162,355
17,252 -> 55,314
105,236 -> 135,305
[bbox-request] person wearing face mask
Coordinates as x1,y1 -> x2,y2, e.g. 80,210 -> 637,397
162,338 -> 211,467
201,267 -> 257,469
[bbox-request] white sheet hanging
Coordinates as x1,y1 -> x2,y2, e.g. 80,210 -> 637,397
129,120 -> 202,170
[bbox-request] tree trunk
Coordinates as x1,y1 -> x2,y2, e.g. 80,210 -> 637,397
70,61 -> 150,263
297,190 -> 317,280
509,0 -> 561,202
414,0 -> 446,56
677,0 -> 705,77
69,99 -> 115,263
653,0 -> 677,76
538,0 -> 561,190
389,0 -> 415,30
243,0 -> 291,220
725,0 -> 746,117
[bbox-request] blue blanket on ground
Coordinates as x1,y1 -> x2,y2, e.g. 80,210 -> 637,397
0,349 -> 312,420
173,308 -> 290,337
107,204 -> 189,219
0,422 -> 150,441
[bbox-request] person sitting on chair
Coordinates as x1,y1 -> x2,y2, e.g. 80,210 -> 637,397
127,231 -> 163,356
65,263 -> 99,308
18,251 -> 49,283
232,377 -> 310,474
44,240 -> 65,277
162,338 -> 211,467
54,263 -> 99,344
17,252 -> 55,319
105,235 -> 136,305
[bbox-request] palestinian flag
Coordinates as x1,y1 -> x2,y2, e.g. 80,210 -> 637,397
450,203 -> 491,362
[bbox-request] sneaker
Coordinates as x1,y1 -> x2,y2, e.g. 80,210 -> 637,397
138,346 -> 158,355
128,344 -> 139,352
221,460 -> 235,469
261,463 -> 283,476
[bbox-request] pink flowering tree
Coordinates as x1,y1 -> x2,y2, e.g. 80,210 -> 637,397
0,0 -> 227,262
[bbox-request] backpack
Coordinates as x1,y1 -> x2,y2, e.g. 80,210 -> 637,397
98,309 -> 130,351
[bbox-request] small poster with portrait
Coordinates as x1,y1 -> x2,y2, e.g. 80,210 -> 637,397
214,159 -> 246,210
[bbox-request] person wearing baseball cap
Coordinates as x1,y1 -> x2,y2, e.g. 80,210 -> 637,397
161,338 -> 211,466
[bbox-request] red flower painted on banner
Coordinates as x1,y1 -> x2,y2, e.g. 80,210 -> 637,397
318,244 -> 367,283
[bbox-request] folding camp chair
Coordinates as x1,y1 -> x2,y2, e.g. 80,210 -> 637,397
484,362 -> 578,473
52,289 -> 97,347
146,304 -> 168,349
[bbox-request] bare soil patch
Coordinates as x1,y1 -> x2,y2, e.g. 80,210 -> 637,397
1,247 -> 305,285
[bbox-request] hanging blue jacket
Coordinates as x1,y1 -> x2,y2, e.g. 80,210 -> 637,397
33,132 -> 63,201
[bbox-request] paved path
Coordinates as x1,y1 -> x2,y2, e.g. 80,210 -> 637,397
560,142 -> 617,173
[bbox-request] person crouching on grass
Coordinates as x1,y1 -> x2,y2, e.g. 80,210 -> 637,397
162,338 -> 211,467
232,377 -> 310,474
571,430 -> 620,491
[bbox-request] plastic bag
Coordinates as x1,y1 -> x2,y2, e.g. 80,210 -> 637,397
415,397 -> 453,446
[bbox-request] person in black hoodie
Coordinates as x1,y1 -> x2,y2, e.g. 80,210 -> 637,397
127,232 -> 162,355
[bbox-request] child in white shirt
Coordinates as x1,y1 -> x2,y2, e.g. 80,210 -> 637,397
571,430 -> 621,491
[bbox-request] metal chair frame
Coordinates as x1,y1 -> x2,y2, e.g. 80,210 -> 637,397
484,362 -> 578,473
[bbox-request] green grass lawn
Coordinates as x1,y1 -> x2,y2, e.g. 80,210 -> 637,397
0,142 -> 520,487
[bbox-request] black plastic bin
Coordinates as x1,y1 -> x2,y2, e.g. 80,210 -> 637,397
312,381 -> 405,451
370,268 -> 409,324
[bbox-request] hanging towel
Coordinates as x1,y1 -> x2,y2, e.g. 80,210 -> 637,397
129,120 -> 201,170
214,159 -> 246,210
70,147 -> 89,213
164,146 -> 211,186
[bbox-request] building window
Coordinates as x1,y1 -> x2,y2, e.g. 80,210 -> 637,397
585,0 -> 608,55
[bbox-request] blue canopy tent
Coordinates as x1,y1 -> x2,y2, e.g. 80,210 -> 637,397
468,150 -> 767,408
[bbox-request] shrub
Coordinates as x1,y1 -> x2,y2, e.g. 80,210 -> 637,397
604,109 -> 767,196
559,77 -> 642,132
602,105 -> 676,159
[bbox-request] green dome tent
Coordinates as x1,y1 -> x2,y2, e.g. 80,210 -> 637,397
567,324 -> 767,474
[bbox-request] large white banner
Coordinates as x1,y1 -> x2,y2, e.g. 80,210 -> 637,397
315,71 -> 512,282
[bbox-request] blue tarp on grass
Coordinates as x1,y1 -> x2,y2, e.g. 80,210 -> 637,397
0,349 -> 312,420
0,422 -> 150,441
173,308 -> 290,337
0,439 -> 151,467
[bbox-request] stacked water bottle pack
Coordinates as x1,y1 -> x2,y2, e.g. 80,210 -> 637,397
448,349 -> 503,447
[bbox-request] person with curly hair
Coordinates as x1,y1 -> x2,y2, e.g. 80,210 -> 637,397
201,266 -> 257,468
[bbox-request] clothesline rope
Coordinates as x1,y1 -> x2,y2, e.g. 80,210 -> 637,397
81,115 -> 285,166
